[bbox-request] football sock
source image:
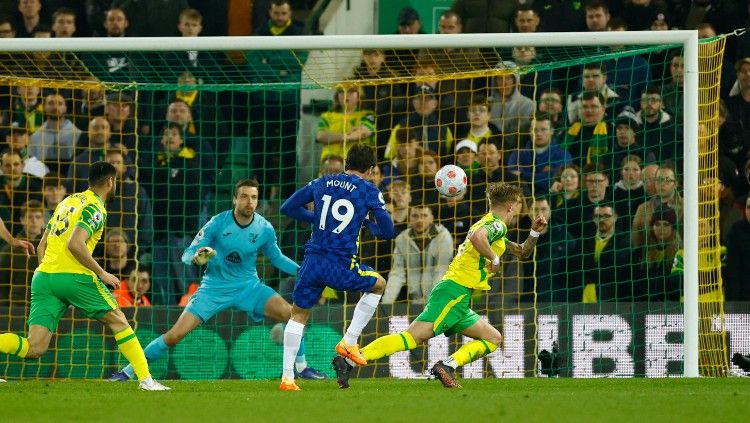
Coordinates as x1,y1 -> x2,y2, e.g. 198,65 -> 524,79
361,331 -> 416,362
295,337 -> 307,372
114,327 -> 151,381
0,333 -> 29,358
447,339 -> 497,368
282,320 -> 305,380
122,334 -> 169,378
343,293 -> 382,345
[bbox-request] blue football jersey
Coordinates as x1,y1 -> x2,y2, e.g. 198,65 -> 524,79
284,173 -> 389,258
181,210 -> 298,291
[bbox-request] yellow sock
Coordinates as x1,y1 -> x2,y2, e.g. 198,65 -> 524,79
114,327 -> 151,380
449,339 -> 497,367
0,333 -> 29,358
362,331 -> 417,361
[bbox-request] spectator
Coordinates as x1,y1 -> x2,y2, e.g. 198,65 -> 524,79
534,0 -> 586,32
451,0 -> 516,33
103,229 -> 135,281
16,0 -> 42,38
171,9 -> 228,84
562,91 -> 614,168
11,84 -> 43,133
386,180 -> 411,232
352,48 -> 405,159
105,91 -> 136,153
72,77 -> 106,132
566,62 -> 622,125
382,205 -> 453,304
626,86 -> 679,165
632,205 -> 681,301
613,155 -> 647,230
726,58 -> 750,146
160,95 -> 219,173
383,7 -> 425,76
381,127 -> 420,189
435,189 -> 472,246
537,88 -> 566,132
80,8 -> 131,81
569,203 -> 632,303
604,19 -> 652,109
51,7 -> 75,37
511,46 -> 554,99
490,62 -> 534,154
718,177 -> 743,245
670,219 -> 726,303
726,196 -> 750,300
358,173 -> 396,281
718,99 -> 745,173
584,0 -> 610,32
105,148 -> 154,250
316,86 -> 375,164
457,98 -> 501,148
662,51 -> 684,124
140,124 -> 203,304
549,164 -> 581,211
254,0 -> 302,37
0,15 -> 16,38
41,171 -> 64,220
28,93 -> 80,174
611,115 -> 655,170
526,196 -> 576,303
632,164 -> 683,247
507,113 -> 572,195
621,0 -> 666,31
514,6 -> 540,33
4,121 -> 48,178
454,139 -> 479,176
385,85 -> 453,161
411,149 -> 440,206
319,154 -> 344,175
368,163 -> 385,190
66,117 -> 118,193
111,0 -> 188,37
0,149 -> 43,234
113,266 -> 152,307
471,140 -> 505,216
0,199 -> 43,307
555,162 -> 614,240
642,163 -> 659,197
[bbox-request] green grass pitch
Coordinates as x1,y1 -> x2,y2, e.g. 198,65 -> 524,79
1,378 -> 749,422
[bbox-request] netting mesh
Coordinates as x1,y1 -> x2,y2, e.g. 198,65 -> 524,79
0,36 -> 728,379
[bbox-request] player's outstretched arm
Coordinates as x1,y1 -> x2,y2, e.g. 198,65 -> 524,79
505,215 -> 548,259
280,185 -> 315,224
67,226 -> 120,288
365,206 -> 395,240
181,216 -> 219,265
263,237 -> 299,276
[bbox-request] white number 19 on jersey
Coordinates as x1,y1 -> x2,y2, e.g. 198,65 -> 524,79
319,194 -> 355,234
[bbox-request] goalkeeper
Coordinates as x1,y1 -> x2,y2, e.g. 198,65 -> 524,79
333,183 -> 547,388
110,179 -> 325,381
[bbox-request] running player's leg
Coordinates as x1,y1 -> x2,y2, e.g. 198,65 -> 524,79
0,272 -> 65,360
262,294 -> 315,377
118,287 -> 219,379
447,318 -> 501,369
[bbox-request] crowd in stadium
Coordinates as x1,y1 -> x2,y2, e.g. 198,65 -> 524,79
0,0 -> 749,309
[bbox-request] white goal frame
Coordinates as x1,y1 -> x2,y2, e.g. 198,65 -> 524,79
0,31 -> 701,377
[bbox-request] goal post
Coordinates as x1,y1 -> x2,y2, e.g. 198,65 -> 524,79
0,30 -> 724,379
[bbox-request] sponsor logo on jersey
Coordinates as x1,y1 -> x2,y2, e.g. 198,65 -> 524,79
225,251 -> 242,264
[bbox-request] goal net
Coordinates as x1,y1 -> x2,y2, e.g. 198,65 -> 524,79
0,31 -> 730,379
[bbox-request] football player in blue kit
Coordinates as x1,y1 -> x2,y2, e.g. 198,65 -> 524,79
279,144 -> 395,390
109,179 -> 325,381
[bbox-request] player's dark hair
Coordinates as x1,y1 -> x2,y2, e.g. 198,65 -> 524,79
233,178 -> 259,197
486,182 -> 522,207
345,144 -> 376,173
88,161 -> 117,187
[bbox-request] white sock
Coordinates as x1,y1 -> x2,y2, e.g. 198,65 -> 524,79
295,359 -> 308,373
443,357 -> 458,369
282,320 -> 305,380
343,293 -> 382,345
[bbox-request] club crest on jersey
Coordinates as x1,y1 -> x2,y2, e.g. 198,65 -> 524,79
249,233 -> 258,243
225,251 -> 242,264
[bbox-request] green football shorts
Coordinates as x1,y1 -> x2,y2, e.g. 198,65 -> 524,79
28,271 -> 118,332
414,279 -> 480,337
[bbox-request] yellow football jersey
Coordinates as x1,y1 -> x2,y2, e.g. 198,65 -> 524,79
317,109 -> 376,160
443,212 -> 507,291
38,190 -> 107,276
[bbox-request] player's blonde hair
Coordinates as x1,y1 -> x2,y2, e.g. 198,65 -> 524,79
486,182 -> 521,207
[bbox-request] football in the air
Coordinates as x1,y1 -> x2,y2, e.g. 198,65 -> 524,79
434,164 -> 468,198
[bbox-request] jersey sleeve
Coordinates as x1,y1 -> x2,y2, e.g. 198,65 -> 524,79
181,214 -> 221,265
359,111 -> 376,133
482,219 -> 507,245
77,203 -> 105,236
261,222 -> 299,276
280,181 -> 316,224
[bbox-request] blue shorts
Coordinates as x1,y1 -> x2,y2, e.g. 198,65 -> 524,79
185,282 -> 278,323
293,253 -> 380,309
